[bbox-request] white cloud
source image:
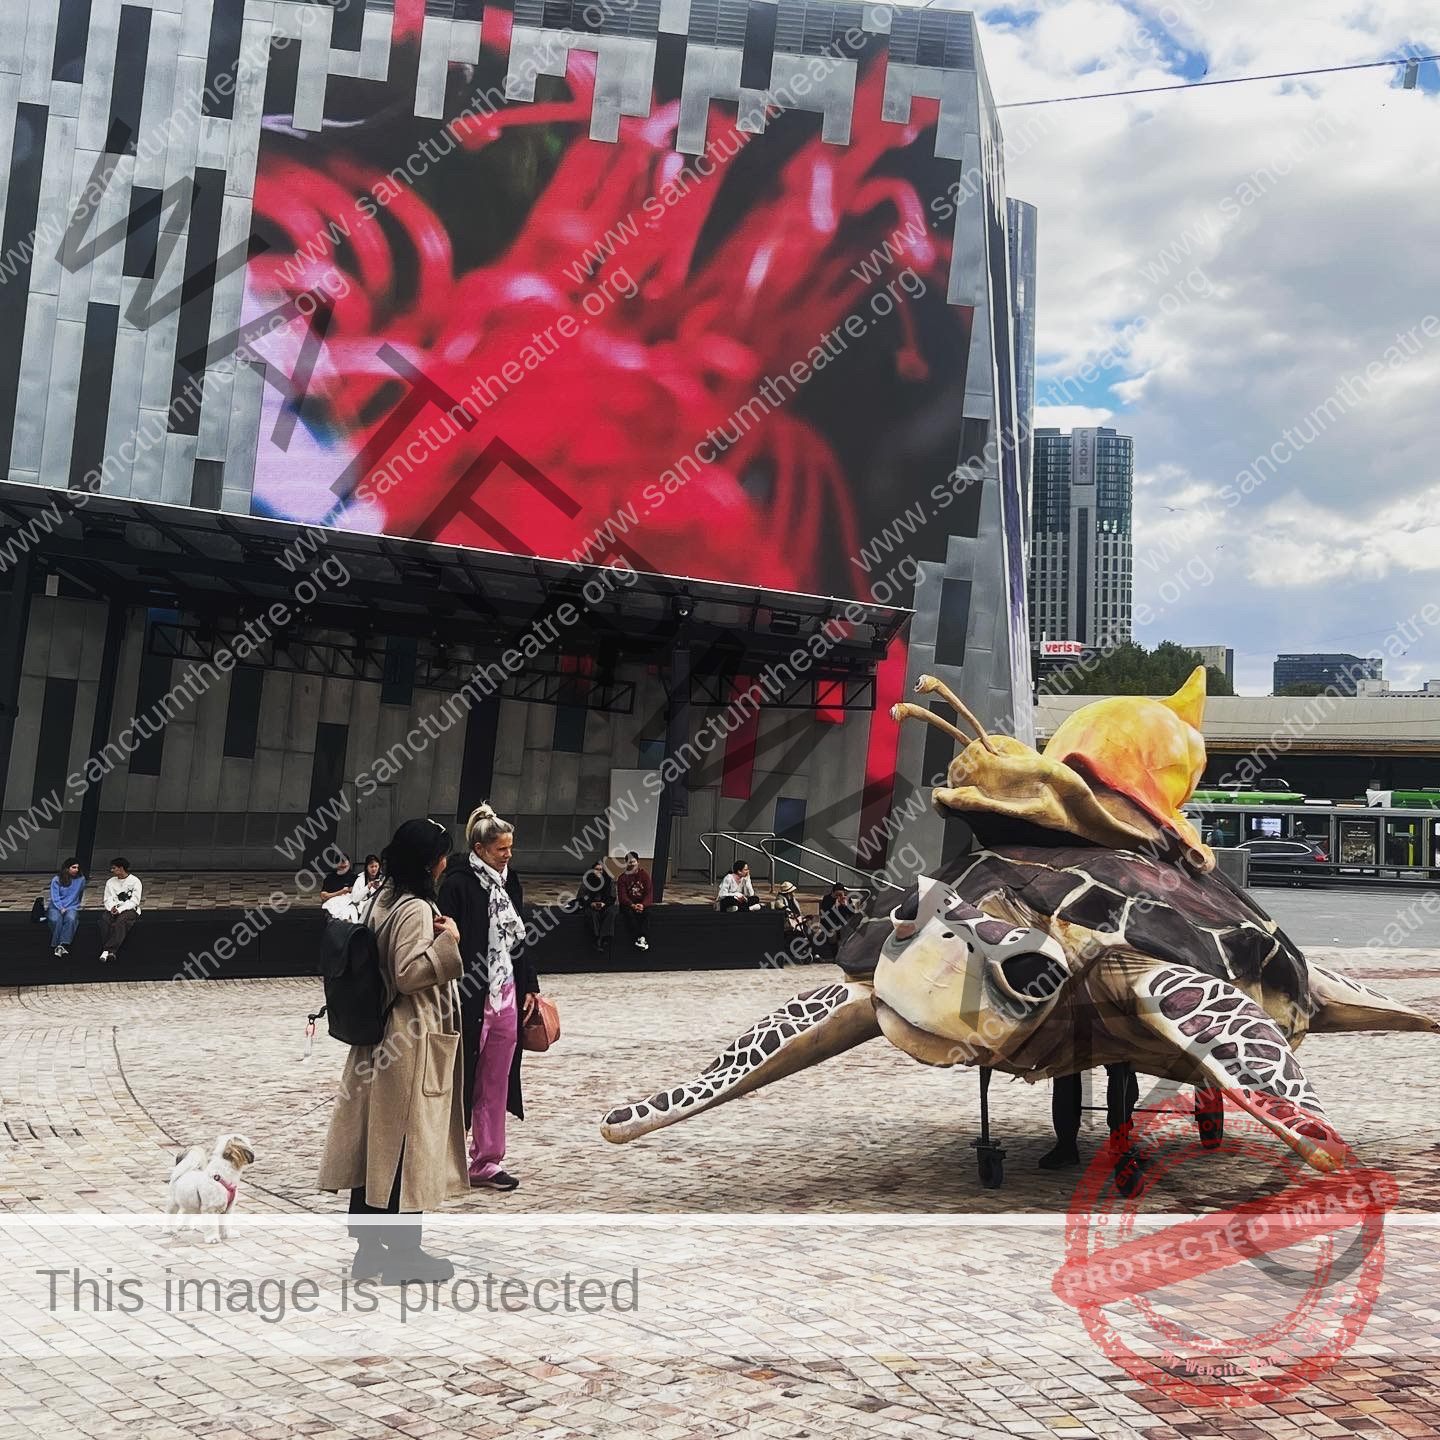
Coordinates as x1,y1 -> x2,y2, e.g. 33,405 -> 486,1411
1241,486 -> 1440,587
983,0 -> 1440,687
1034,403 -> 1115,429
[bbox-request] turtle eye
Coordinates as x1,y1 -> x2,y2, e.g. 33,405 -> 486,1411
889,908 -> 918,941
990,951 -> 1067,1004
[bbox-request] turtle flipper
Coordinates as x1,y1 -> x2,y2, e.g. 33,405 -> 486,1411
1307,963 -> 1440,1035
600,982 -> 879,1143
1131,964 -> 1353,1172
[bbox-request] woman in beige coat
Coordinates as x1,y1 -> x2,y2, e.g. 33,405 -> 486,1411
318,817 -> 469,1283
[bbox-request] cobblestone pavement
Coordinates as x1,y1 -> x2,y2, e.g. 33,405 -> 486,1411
3,955 -> 1440,1437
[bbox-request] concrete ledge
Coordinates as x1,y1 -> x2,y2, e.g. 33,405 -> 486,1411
1,905 -> 808,987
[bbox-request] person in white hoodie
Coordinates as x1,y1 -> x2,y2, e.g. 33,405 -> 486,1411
98,857 -> 143,963
717,861 -> 764,912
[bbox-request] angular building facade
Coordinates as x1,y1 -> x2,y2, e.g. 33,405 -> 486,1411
1006,197 -> 1038,544
1189,644 -> 1234,686
1274,654 -> 1383,697
1028,426 -> 1133,651
0,0 -> 1031,878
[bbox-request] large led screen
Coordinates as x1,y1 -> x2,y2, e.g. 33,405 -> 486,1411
242,8 -> 975,604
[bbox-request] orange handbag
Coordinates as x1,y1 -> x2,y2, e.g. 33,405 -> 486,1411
521,994 -> 561,1052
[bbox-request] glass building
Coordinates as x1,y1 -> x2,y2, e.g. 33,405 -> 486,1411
1273,654 -> 1383,696
1027,427 -> 1133,649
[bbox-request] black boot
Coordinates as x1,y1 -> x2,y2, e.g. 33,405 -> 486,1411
381,1245 -> 456,1285
1105,1064 -> 1138,1150
1041,1074 -> 1082,1169
351,1234 -> 387,1281
1195,1086 -> 1225,1150
1037,1142 -> 1081,1169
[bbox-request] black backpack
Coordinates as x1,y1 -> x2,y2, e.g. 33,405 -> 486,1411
317,894 -> 398,1046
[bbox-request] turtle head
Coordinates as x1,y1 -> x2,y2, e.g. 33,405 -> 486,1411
871,876 -> 1072,1066
893,669 -> 1214,871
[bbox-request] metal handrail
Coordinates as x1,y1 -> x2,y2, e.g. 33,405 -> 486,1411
1247,858 -> 1440,889
699,831 -> 777,888
700,829 -> 905,906
760,835 -> 901,903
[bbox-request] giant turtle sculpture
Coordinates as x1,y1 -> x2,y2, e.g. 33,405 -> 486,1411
601,670 -> 1438,1180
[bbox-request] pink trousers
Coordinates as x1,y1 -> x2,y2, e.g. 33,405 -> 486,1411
469,984 -> 517,1180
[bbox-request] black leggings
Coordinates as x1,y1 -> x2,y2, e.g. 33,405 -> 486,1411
1051,1065 -> 1138,1144
584,904 -> 616,944
348,1147 -> 420,1249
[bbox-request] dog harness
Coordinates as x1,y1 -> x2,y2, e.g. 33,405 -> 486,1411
212,1174 -> 238,1210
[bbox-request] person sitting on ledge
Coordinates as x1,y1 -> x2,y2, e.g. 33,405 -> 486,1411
351,854 -> 384,910
774,881 -> 806,939
321,853 -> 358,920
577,859 -> 617,954
812,883 -> 857,959
48,857 -> 85,958
98,858 -> 142,964
718,861 -> 764,912
617,852 -> 652,953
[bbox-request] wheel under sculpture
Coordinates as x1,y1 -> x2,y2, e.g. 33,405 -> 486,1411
600,669 -> 1438,1179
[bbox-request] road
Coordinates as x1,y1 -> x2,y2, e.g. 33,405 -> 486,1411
1251,883 -> 1440,948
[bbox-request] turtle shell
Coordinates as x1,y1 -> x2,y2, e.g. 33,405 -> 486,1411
841,841 -> 1312,1028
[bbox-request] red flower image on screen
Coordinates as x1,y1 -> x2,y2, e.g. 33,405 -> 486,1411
244,6 -> 973,604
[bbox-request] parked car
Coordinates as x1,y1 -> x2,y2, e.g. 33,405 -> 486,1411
1238,838 -> 1328,862
1237,839 -> 1328,885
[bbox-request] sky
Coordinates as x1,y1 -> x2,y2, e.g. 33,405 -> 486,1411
967,0 -> 1440,694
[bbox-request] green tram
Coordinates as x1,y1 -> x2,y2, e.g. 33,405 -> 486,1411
1190,787 -> 1303,807
1183,793 -> 1440,880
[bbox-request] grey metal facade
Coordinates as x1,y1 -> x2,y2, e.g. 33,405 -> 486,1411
1006,196 -> 1037,544
0,0 -> 1031,876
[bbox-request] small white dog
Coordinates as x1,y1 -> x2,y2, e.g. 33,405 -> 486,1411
165,1134 -> 256,1243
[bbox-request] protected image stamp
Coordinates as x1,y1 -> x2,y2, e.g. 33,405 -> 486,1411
1052,1091 -> 1395,1406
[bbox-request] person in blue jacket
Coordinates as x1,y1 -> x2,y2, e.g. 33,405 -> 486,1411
48,858 -> 85,957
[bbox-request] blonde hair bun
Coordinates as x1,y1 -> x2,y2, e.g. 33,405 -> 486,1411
466,802 -> 514,848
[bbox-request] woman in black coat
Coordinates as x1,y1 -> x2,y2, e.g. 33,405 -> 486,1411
576,859 -> 617,953
437,804 -> 540,1192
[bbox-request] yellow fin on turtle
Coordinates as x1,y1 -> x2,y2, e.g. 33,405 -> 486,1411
1159,665 -> 1207,730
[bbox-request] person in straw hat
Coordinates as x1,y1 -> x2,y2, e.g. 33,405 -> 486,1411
774,880 -> 806,939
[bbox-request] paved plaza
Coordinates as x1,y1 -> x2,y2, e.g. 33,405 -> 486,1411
3,943 -> 1440,1438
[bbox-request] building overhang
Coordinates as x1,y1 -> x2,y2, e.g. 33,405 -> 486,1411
0,481 -> 910,706
1035,694 -> 1440,758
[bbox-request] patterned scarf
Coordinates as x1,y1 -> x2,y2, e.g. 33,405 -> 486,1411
470,852 -> 521,1005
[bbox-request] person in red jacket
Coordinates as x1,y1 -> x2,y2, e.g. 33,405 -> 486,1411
617,851 -> 653,953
